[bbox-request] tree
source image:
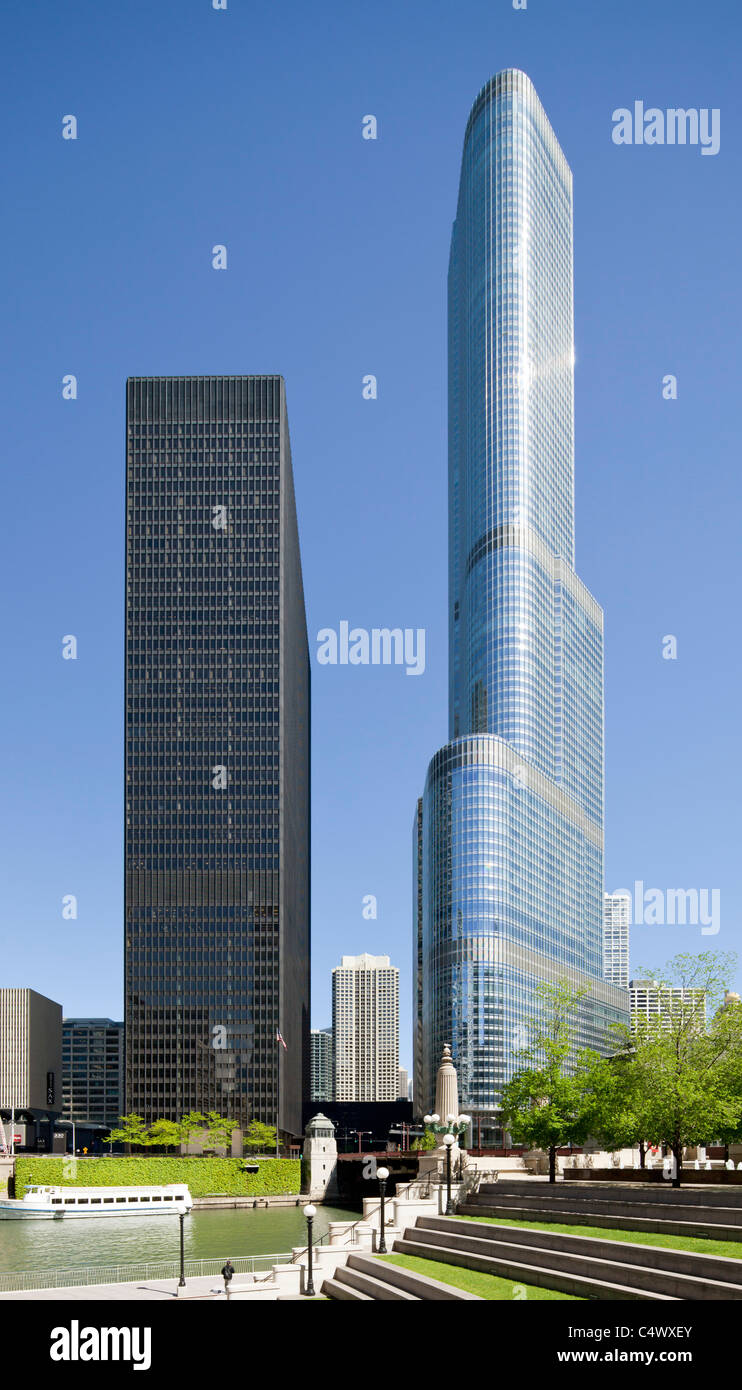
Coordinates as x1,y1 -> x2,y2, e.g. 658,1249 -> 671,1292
244,1121 -> 276,1153
202,1111 -> 236,1152
145,1119 -> 181,1152
619,952 -> 742,1187
178,1111 -> 208,1151
410,1126 -> 437,1152
104,1113 -> 148,1152
500,981 -> 595,1183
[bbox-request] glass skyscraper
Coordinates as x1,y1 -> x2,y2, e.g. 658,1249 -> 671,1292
414,72 -> 629,1140
125,376 -> 309,1139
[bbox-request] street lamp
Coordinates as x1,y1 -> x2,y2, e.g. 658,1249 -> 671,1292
176,1203 -> 187,1291
377,1167 -> 390,1253
423,1112 -> 470,1214
442,1135 -> 456,1214
303,1204 -> 317,1297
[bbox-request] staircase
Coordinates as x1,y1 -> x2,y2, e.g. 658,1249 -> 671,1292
392,1213 -> 742,1300
459,1178 -> 742,1242
321,1252 -> 481,1300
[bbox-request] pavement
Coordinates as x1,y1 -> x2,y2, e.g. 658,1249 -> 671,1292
0,1276 -> 229,1301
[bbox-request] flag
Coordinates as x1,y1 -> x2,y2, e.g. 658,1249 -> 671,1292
276,1030 -> 287,1050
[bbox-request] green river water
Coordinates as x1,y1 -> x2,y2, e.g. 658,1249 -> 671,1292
0,1204 -> 354,1274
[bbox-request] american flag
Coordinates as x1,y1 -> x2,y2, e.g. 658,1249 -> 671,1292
276,1030 -> 287,1050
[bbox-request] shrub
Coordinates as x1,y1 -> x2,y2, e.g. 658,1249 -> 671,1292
14,1155 -> 300,1198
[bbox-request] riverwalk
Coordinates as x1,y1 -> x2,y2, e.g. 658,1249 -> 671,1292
0,1277 -> 227,1301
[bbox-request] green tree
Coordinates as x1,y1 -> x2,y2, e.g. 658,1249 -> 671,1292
244,1121 -> 276,1153
617,952 -> 742,1187
145,1119 -> 181,1152
500,980 -> 595,1183
410,1126 -> 437,1152
104,1113 -> 148,1152
202,1111 -> 236,1152
178,1111 -> 208,1151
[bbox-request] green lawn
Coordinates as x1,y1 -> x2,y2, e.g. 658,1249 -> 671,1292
460,1213 -> 742,1261
378,1252 -> 581,1301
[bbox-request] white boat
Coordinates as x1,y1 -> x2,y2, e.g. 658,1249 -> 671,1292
0,1184 -> 193,1220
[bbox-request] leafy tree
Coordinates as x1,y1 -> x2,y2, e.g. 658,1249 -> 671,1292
501,981 -> 595,1183
410,1126 -> 437,1152
104,1113 -> 148,1152
178,1111 -> 208,1151
610,952 -> 742,1187
145,1119 -> 181,1152
244,1121 -> 276,1153
202,1111 -> 236,1152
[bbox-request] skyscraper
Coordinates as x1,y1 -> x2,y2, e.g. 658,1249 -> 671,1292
603,892 -> 631,989
415,72 -> 628,1139
125,376 -> 310,1139
310,1027 -> 333,1103
332,955 -> 399,1102
62,1018 -> 124,1130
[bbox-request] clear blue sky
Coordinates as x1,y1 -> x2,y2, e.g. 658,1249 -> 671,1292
2,0 -> 740,1070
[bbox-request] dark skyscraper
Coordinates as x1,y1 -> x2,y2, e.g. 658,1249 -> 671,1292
125,376 -> 309,1139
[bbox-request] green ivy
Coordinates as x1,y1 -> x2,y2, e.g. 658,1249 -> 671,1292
14,1156 -> 300,1198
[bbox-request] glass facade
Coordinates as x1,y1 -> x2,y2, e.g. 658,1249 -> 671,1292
125,376 -> 310,1137
416,72 -> 629,1135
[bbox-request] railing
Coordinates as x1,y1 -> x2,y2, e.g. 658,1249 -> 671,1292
0,1252 -> 293,1295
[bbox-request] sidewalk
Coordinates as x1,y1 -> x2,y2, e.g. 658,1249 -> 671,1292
0,1276 -> 227,1302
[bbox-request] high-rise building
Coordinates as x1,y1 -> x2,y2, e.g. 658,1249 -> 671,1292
397,1066 -> 409,1101
125,376 -> 310,1139
0,989 -> 63,1133
332,955 -> 399,1102
603,893 -> 631,989
415,71 -> 629,1142
310,1027 -> 333,1102
62,1019 -> 124,1129
629,980 -> 707,1032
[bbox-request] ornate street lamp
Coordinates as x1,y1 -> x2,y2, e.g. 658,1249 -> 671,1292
423,1111 -> 471,1214
377,1166 -> 390,1253
303,1204 -> 317,1296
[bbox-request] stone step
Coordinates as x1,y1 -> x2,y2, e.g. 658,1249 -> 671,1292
460,1199 -> 742,1243
346,1252 -> 480,1300
481,1180 -> 742,1210
412,1220 -> 742,1300
329,1264 -> 420,1301
393,1236 -> 676,1302
321,1276 -> 374,1301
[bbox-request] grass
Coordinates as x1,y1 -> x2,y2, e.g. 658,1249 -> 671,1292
460,1213 -> 742,1260
378,1252 -> 581,1300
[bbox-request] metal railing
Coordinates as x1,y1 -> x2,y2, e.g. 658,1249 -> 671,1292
0,1251 -> 293,1295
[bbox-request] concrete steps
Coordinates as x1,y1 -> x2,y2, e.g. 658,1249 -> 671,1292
321,1251 -> 481,1301
395,1227 -> 674,1301
404,1215 -> 742,1300
462,1179 -> 742,1241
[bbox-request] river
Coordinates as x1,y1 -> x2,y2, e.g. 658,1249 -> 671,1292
0,1204 -> 353,1274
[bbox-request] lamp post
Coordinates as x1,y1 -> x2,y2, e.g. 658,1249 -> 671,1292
442,1135 -> 456,1214
377,1167 -> 389,1253
176,1204 -> 187,1290
303,1204 -> 317,1296
423,1112 -> 471,1216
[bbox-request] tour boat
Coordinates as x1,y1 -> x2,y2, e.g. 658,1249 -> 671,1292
0,1184 -> 193,1220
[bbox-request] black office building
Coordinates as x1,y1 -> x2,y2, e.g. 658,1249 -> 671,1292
125,376 -> 310,1139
